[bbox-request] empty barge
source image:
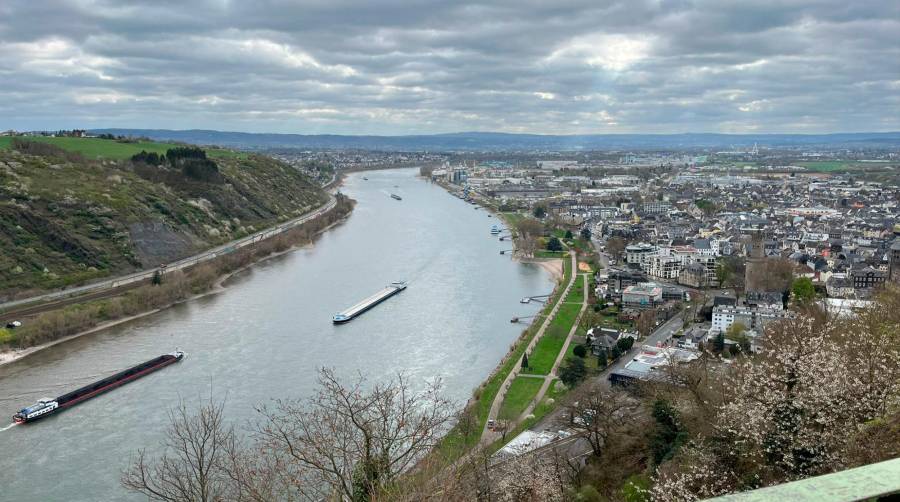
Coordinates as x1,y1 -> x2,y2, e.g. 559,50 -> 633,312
333,281 -> 407,323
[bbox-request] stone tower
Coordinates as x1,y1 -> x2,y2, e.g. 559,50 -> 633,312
744,229 -> 766,292
890,238 -> 900,283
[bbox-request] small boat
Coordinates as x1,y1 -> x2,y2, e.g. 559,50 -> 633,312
520,297 -> 531,304
391,194 -> 402,201
490,225 -> 500,235
363,177 -> 368,180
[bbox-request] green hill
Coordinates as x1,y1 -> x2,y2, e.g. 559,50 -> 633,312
0,137 -> 327,298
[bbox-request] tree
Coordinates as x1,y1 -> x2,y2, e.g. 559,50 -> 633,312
255,369 -> 453,501
610,346 -> 623,360
649,399 -> 688,466
713,332 -> 725,353
760,258 -> 796,292
152,269 -> 163,286
565,230 -> 573,240
580,227 -> 592,241
791,277 -> 816,304
636,310 -> 656,338
567,384 -> 642,457
123,400 -> 236,502
616,336 -> 634,352
533,206 -> 547,219
715,261 -> 732,287
725,321 -> 746,339
573,344 -> 587,358
597,350 -> 608,370
559,357 -> 587,387
516,217 -> 545,238
652,289 -> 900,500
547,237 -> 563,252
521,352 -> 530,369
606,237 -> 626,259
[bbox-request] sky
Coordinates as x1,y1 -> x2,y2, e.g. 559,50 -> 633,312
1,0 -> 898,135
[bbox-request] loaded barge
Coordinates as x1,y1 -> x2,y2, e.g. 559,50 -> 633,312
333,281 -> 407,323
13,350 -> 184,424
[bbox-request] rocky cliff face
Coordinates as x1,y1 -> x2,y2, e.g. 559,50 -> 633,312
0,146 -> 326,299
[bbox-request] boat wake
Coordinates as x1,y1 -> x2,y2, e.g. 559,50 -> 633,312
0,422 -> 19,432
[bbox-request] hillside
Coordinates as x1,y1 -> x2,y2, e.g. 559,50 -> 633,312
0,137 -> 327,299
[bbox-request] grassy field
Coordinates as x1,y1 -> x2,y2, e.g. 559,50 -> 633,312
499,377 -> 545,420
0,136 -> 245,160
797,161 -> 863,172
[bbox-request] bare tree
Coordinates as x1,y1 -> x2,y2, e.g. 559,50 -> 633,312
122,399 -> 236,502
254,368 -> 454,501
605,237 -> 626,260
636,309 -> 657,338
567,384 -> 641,458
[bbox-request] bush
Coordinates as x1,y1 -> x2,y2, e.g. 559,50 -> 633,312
547,236 -> 563,252
573,344 -> 587,358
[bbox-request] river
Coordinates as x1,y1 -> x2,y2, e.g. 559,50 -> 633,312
0,168 -> 552,500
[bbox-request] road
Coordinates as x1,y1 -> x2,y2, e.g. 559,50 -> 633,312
0,194 -> 337,317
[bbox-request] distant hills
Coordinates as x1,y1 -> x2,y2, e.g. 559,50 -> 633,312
90,129 -> 900,151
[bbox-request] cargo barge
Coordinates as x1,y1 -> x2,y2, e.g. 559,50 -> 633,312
333,281 -> 407,323
12,350 -> 185,424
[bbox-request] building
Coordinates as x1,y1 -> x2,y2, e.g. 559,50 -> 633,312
679,262 -> 708,288
711,305 -> 788,334
625,243 -> 656,267
608,346 -> 699,385
608,269 -> 646,292
890,238 -> 900,282
622,283 -> 663,309
744,230 -> 768,292
642,201 -> 673,214
851,266 -> 887,290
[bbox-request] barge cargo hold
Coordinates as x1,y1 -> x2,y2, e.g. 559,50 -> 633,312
12,350 -> 185,424
333,281 -> 407,323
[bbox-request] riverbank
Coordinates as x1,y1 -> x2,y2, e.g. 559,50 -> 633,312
0,196 -> 355,367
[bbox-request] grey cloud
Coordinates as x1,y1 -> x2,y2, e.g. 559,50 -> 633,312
0,0 -> 897,134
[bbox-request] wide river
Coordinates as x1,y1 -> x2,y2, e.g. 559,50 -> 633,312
0,168 -> 551,500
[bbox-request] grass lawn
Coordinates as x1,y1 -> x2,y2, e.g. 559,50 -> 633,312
523,302 -> 582,375
0,136 -> 244,160
567,275 -> 585,304
500,212 -> 524,229
535,250 -> 566,259
488,379 -> 568,454
499,376 -> 545,420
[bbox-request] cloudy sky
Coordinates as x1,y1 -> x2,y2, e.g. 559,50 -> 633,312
1,0 -> 898,135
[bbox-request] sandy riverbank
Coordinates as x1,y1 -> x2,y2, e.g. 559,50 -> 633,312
524,258 -> 564,281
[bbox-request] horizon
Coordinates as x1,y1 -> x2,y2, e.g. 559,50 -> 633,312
11,127 -> 900,138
